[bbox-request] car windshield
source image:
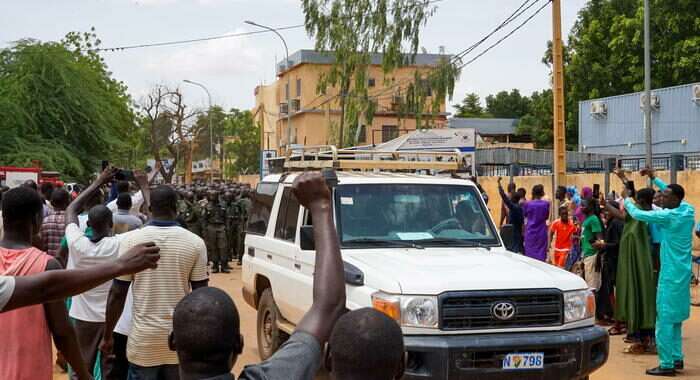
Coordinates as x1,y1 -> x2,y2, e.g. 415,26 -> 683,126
335,184 -> 499,248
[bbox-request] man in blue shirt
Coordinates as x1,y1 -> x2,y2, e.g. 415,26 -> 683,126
624,169 -> 695,377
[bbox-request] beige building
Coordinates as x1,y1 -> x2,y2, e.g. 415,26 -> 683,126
252,50 -> 451,153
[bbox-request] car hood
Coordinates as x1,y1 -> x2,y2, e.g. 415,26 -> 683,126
344,247 -> 587,294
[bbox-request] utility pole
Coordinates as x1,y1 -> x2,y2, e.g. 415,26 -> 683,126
643,0 -> 653,187
245,21 -> 292,152
552,0 -> 567,189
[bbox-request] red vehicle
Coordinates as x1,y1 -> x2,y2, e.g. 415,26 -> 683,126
0,161 -> 63,188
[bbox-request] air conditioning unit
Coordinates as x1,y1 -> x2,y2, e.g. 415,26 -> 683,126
589,101 -> 607,118
279,103 -> 289,114
640,93 -> 660,110
692,85 -> 700,103
291,99 -> 301,112
391,95 -> 403,105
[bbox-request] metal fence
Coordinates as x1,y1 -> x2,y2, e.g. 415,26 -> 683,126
477,154 -> 700,177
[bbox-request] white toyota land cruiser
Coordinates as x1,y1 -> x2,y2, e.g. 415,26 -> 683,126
241,169 -> 608,379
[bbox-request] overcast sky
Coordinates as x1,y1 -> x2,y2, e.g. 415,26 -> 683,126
1,0 -> 588,112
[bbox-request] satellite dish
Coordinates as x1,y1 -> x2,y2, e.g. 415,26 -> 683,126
421,47 -> 428,54
438,46 -> 446,54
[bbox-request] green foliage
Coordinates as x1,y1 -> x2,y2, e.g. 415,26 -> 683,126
516,0 -> 699,150
516,90 -> 554,149
0,29 -> 136,182
301,0 -> 460,146
224,109 -> 260,176
453,93 -> 490,118
193,105 -> 228,160
485,89 -> 531,119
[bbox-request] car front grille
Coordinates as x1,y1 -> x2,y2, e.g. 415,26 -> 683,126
439,289 -> 563,330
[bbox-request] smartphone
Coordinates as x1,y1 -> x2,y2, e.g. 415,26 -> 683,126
615,158 -> 622,169
102,160 -> 109,171
593,184 -> 600,199
115,169 -> 135,182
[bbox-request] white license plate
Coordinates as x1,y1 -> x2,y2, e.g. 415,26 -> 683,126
502,352 -> 544,369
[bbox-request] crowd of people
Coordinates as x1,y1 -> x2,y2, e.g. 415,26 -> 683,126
497,168 -> 696,376
0,168 -> 409,380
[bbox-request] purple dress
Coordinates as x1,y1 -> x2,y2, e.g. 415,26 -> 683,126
522,199 -> 550,261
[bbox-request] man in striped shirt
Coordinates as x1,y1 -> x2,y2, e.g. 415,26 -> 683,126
101,185 -> 209,379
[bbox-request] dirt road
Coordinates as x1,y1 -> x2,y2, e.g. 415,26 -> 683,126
54,266 -> 700,379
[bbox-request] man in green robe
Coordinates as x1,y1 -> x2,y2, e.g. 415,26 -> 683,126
625,169 -> 695,377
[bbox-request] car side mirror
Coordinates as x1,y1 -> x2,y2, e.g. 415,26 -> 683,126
300,225 -> 315,251
500,224 -> 515,249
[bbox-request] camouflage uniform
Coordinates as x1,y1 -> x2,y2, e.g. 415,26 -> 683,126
202,200 -> 228,272
235,197 -> 253,261
177,200 -> 202,237
226,200 -> 240,262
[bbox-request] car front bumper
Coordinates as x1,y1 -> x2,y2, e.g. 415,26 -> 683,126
403,325 -> 608,380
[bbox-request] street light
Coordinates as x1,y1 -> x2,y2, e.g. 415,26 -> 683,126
183,79 -> 213,184
245,20 -> 292,151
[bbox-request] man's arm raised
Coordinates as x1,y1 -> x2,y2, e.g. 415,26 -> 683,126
66,166 -> 118,225
292,172 -> 346,345
2,242 -> 159,313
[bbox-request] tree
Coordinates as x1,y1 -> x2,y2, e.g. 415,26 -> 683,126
224,109 -> 260,177
0,29 -> 136,182
485,89 -> 531,119
516,90 -> 554,149
139,85 -> 201,183
453,93 -> 490,118
301,0 -> 461,147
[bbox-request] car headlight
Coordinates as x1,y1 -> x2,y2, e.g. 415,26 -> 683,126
371,293 -> 438,328
563,289 -> 595,323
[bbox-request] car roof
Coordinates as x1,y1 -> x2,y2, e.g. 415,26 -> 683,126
262,172 -> 478,186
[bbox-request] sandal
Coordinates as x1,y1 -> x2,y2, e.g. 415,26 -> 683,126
608,326 -> 626,336
622,343 -> 646,354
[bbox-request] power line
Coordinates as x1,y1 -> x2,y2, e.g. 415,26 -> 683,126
363,0 -> 545,100
9,25 -> 305,55
8,0 -> 448,55
456,0 -> 551,70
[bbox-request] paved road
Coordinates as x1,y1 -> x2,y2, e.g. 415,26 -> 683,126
54,265 -> 700,379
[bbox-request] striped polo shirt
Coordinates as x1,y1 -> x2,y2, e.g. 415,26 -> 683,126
117,222 -> 208,367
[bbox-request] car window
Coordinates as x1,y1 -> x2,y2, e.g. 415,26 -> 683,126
246,182 -> 278,235
335,184 -> 498,247
274,187 -> 300,242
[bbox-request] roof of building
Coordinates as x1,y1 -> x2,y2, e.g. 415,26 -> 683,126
278,49 -> 451,73
448,118 -> 519,135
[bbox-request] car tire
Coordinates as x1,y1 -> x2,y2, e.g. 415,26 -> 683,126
257,288 -> 285,360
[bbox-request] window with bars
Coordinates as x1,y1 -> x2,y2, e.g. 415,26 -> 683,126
368,78 -> 376,87
382,125 -> 398,142
285,83 -> 289,100
296,78 -> 301,97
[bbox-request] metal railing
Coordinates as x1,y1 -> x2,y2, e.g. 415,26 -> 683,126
478,154 -> 700,177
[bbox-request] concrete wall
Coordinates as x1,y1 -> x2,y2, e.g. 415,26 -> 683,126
478,170 -> 700,249
234,174 -> 260,188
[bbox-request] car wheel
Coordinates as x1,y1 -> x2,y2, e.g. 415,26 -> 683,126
257,288 -> 284,360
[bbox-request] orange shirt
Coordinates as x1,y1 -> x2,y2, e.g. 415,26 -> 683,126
550,220 -> 577,251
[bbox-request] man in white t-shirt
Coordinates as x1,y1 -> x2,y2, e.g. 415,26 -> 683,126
106,181 -> 145,217
101,184 -> 208,379
65,166 -> 151,379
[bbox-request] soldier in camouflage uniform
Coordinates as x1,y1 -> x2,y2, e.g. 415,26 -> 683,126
222,191 -> 237,270
202,190 -> 229,273
177,191 -> 202,237
235,188 -> 253,265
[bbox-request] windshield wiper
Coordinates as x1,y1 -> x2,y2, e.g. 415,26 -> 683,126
343,238 -> 424,250
419,238 -> 491,250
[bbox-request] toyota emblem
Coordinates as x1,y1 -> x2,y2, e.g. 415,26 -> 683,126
492,302 -> 516,320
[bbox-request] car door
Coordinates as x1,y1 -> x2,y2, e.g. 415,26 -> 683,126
266,186 -> 305,323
